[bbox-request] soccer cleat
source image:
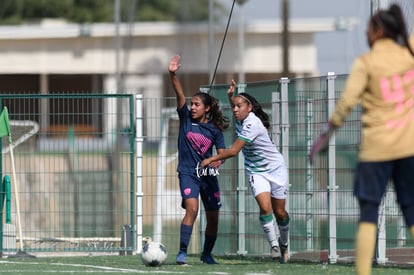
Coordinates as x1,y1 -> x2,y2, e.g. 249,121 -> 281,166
176,251 -> 187,265
278,239 -> 288,264
271,245 -> 281,260
200,253 -> 218,264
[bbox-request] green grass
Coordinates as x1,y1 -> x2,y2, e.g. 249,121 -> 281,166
0,254 -> 412,275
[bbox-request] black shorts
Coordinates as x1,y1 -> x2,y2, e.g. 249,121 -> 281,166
178,174 -> 222,211
354,156 -> 414,208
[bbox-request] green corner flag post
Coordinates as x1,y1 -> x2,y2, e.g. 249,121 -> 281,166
0,107 -> 11,142
0,107 -> 33,257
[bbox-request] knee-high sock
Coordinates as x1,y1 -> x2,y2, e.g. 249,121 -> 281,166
276,214 -> 290,246
260,214 -> 278,248
179,224 -> 193,253
355,222 -> 376,275
202,234 -> 217,255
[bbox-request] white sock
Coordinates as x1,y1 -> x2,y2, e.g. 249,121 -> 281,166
260,214 -> 278,248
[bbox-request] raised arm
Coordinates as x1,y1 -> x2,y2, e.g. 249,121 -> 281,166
168,54 -> 186,109
227,79 -> 237,107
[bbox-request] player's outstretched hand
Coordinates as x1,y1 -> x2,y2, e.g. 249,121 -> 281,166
201,158 -> 210,168
208,160 -> 222,168
309,122 -> 336,165
228,79 -> 236,97
169,54 -> 181,73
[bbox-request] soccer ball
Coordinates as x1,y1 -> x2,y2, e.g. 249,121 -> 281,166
141,238 -> 167,266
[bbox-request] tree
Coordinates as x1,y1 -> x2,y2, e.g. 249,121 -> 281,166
0,0 -> 226,25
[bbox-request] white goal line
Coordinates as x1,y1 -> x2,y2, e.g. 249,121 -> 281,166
19,237 -> 121,244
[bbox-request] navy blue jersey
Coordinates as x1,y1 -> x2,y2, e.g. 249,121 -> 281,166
177,105 -> 225,175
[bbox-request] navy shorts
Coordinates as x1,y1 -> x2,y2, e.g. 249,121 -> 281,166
354,156 -> 414,225
178,174 -> 222,211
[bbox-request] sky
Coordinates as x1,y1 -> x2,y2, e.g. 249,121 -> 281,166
218,0 -> 413,75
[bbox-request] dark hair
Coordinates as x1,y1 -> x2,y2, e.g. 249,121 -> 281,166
371,4 -> 414,56
193,92 -> 229,131
235,92 -> 270,129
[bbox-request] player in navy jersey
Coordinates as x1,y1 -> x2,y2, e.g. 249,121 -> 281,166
169,54 -> 229,265
201,80 -> 290,263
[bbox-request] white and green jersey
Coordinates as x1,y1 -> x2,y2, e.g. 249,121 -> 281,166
236,112 -> 285,174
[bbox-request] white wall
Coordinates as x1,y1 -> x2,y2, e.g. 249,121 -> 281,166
0,19 -> 339,76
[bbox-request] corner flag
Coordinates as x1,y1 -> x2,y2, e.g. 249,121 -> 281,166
0,107 -> 11,143
0,107 -> 33,257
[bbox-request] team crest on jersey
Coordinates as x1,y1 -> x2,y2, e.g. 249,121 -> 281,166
187,132 -> 212,155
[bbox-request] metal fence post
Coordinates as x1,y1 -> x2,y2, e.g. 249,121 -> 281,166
271,92 -> 281,147
272,91 -> 281,243
306,99 -> 314,251
327,72 -> 338,263
135,94 -> 144,254
237,83 -> 248,255
279,77 -> 290,255
377,196 -> 388,264
279,77 -> 290,164
397,207 -> 406,247
120,224 -> 132,255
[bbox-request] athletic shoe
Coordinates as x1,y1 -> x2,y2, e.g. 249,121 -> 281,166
176,251 -> 187,265
278,238 -> 288,264
200,253 -> 218,264
271,245 -> 281,260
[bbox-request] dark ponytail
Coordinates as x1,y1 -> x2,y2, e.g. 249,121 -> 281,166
389,4 -> 414,56
372,4 -> 414,57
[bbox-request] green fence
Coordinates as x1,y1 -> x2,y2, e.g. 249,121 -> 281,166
0,94 -> 135,255
0,77 -> 411,264
197,74 -> 411,263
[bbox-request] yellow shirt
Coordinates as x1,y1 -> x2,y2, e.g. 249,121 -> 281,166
330,38 -> 414,161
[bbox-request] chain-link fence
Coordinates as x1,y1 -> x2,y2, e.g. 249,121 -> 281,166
0,78 -> 411,264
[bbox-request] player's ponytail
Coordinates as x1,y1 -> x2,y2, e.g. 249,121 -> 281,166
388,4 -> 414,57
372,4 -> 414,57
210,95 -> 230,131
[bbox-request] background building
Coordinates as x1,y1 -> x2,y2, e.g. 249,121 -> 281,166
0,18 -> 353,138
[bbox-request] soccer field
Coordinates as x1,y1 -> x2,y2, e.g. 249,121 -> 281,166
0,255 -> 412,275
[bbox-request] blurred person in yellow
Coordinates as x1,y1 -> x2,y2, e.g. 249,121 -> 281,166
310,4 -> 414,275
